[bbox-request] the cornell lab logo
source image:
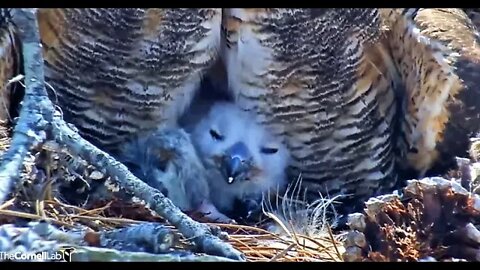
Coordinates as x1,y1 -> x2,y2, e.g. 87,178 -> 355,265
0,247 -> 76,261
58,247 -> 76,262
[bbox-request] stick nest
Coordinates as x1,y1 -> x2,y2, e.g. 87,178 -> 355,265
0,125 -> 343,262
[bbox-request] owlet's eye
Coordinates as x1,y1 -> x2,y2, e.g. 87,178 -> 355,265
260,146 -> 278,155
209,129 -> 224,141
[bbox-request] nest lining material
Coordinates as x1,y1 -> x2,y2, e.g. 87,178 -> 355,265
0,130 -> 343,262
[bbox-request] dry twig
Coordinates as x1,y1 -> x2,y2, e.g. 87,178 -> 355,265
0,8 -> 244,261
0,8 -> 51,203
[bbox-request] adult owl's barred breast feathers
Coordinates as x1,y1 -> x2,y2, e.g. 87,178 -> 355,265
36,8 -> 222,152
381,8 -> 480,177
0,9 -> 18,125
1,9 -> 399,206
223,9 -> 399,204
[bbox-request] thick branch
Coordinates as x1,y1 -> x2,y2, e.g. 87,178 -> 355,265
4,8 -> 245,261
0,9 -> 52,203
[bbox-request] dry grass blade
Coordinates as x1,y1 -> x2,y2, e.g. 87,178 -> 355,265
264,211 -> 294,239
230,238 -> 270,260
0,209 -> 74,228
288,219 -> 301,245
59,214 -> 144,225
49,198 -> 112,216
327,224 -> 343,261
296,235 -> 340,261
0,198 -> 15,210
0,193 -> 344,262
208,218 -> 342,261
269,243 -> 296,262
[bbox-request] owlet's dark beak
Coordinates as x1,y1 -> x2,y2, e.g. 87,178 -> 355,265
222,142 -> 253,184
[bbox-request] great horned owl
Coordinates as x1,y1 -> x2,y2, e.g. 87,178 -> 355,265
185,100 -> 290,219
33,9 -> 240,222
380,8 -> 480,179
4,8 -> 397,217
2,8 -> 480,222
36,8 -> 222,154
117,86 -> 289,223
221,9 -> 399,212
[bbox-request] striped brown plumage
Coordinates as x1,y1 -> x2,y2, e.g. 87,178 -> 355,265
1,9 -> 480,216
222,9 -> 399,207
37,8 -> 222,153
381,9 -> 480,178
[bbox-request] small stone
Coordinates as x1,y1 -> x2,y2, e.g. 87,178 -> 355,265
344,231 -> 367,248
347,213 -> 366,231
